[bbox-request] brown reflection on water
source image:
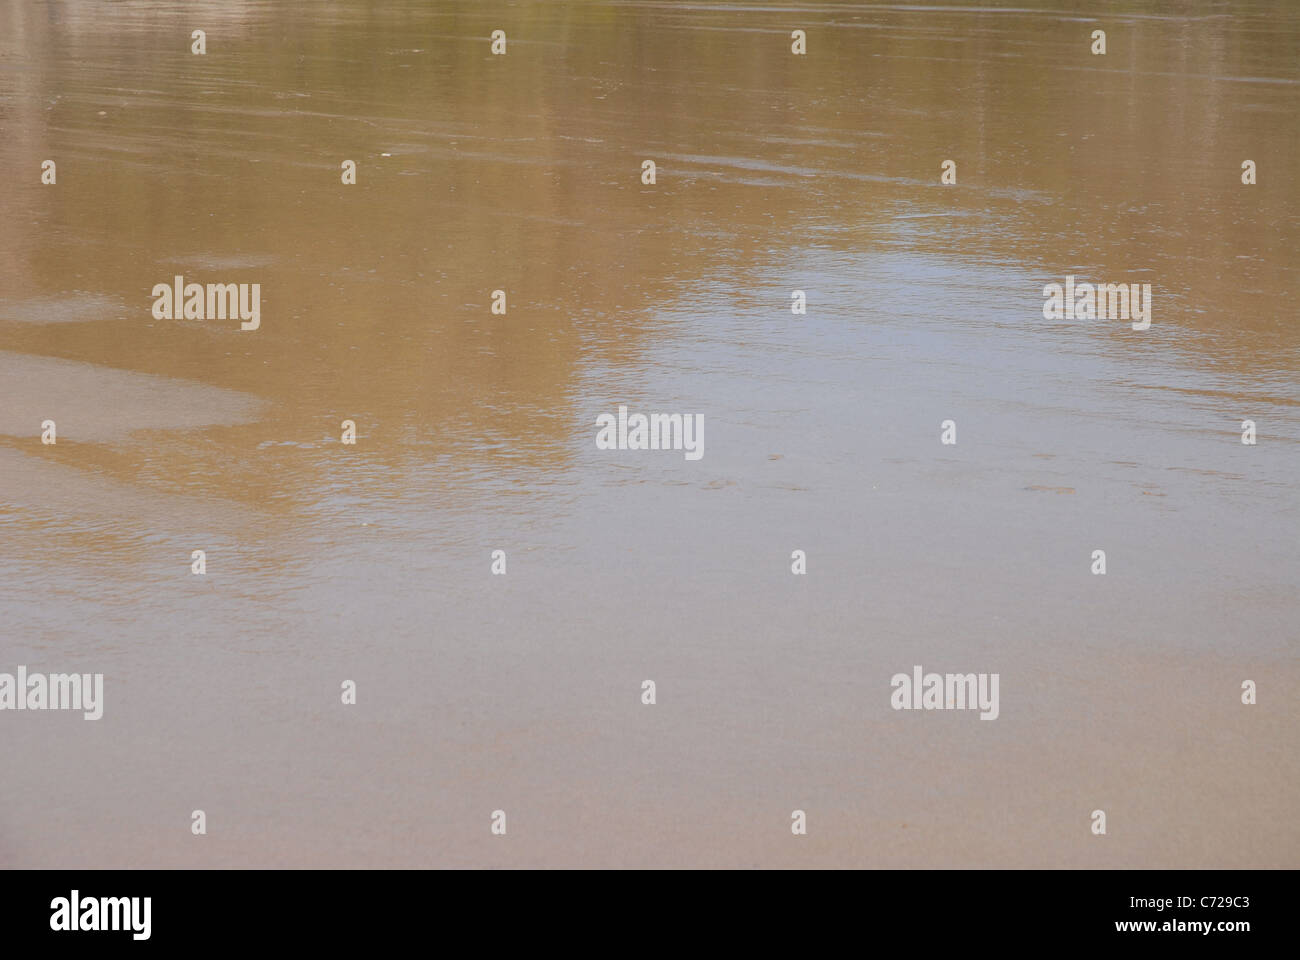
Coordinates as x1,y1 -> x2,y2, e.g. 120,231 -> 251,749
3,2 -> 1296,506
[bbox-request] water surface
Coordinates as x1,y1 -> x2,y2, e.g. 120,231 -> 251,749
0,0 -> 1296,867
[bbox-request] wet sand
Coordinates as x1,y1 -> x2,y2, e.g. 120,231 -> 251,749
0,0 -> 1296,868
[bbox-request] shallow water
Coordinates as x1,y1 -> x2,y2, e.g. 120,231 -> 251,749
0,0 -> 1296,867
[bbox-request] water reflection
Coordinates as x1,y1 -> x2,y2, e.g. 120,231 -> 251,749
0,0 -> 1295,868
